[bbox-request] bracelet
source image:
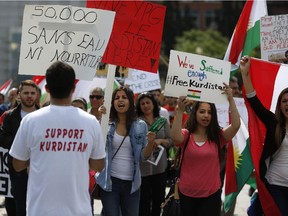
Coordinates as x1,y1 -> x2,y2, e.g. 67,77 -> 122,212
246,91 -> 256,98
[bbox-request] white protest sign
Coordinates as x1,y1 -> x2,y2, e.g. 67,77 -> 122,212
0,148 -> 13,198
72,77 -> 107,103
216,97 -> 248,128
260,14 -> 288,63
164,50 -> 231,104
19,5 -> 115,80
125,69 -> 161,94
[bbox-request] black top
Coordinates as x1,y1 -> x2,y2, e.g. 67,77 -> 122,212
247,94 -> 285,184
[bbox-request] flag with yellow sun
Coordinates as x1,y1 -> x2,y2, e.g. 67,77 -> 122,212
223,118 -> 254,212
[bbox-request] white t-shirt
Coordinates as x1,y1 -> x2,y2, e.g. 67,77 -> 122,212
265,134 -> 288,187
160,106 -> 170,124
111,132 -> 134,180
9,105 -> 106,216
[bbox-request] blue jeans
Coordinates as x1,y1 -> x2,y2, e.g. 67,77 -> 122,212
267,184 -> 288,215
100,177 -> 140,216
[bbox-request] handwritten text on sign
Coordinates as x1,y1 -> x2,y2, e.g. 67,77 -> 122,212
87,1 -> 166,73
164,50 -> 231,104
125,69 -> 161,94
260,14 -> 288,61
19,5 -> 115,80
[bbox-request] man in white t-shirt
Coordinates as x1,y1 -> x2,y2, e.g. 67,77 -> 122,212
9,61 -> 106,216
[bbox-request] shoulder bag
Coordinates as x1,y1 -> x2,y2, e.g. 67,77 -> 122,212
161,132 -> 191,216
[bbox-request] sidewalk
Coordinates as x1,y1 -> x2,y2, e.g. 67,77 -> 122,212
0,184 -> 251,216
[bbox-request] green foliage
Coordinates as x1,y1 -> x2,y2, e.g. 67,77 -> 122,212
174,29 -> 229,59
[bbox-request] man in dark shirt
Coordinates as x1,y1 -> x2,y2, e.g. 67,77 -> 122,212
0,80 -> 38,216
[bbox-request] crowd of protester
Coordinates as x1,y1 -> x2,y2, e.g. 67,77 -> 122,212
0,57 -> 286,216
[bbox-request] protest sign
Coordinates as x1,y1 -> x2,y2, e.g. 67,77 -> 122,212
87,1 -> 166,73
260,14 -> 288,63
0,148 -> 12,198
216,97 -> 248,128
164,50 -> 231,104
125,69 -> 161,93
73,77 -> 107,102
19,5 -> 115,80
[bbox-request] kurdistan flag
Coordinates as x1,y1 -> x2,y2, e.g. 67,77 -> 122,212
223,0 -> 267,212
224,0 -> 267,73
224,118 -> 253,212
244,58 -> 287,215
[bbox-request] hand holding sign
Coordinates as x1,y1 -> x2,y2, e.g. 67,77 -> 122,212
164,50 -> 231,104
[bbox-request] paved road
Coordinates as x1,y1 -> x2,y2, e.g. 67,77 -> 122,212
0,185 -> 251,215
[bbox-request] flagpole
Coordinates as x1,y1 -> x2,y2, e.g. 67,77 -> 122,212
100,64 -> 116,143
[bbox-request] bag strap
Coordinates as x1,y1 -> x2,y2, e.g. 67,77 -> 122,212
112,135 -> 127,160
178,131 -> 191,174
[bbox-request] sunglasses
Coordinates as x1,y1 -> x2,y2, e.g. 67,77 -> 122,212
89,95 -> 103,100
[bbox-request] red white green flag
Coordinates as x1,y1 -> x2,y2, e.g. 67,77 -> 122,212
187,89 -> 201,99
224,118 -> 254,212
223,0 -> 267,212
32,76 -> 49,105
224,0 -> 267,73
0,79 -> 13,95
243,58 -> 286,215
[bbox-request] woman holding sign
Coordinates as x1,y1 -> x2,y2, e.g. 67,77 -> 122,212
96,87 -> 155,216
136,92 -> 173,216
170,83 -> 240,216
240,56 -> 288,215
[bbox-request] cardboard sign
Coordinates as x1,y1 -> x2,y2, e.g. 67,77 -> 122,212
19,5 -> 115,80
260,14 -> 288,63
125,69 -> 161,93
87,1 -> 166,73
164,50 -> 231,104
0,148 -> 12,198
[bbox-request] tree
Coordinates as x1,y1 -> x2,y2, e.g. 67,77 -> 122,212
174,29 -> 229,59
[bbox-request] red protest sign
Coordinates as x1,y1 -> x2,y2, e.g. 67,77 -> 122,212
86,1 -> 166,73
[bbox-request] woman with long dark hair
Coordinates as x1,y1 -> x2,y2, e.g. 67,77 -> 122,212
96,87 -> 155,216
170,83 -> 240,216
136,92 -> 172,216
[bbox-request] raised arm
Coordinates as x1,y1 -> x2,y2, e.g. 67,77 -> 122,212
170,96 -> 190,145
240,56 -> 254,94
239,56 -> 274,125
222,83 -> 241,141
